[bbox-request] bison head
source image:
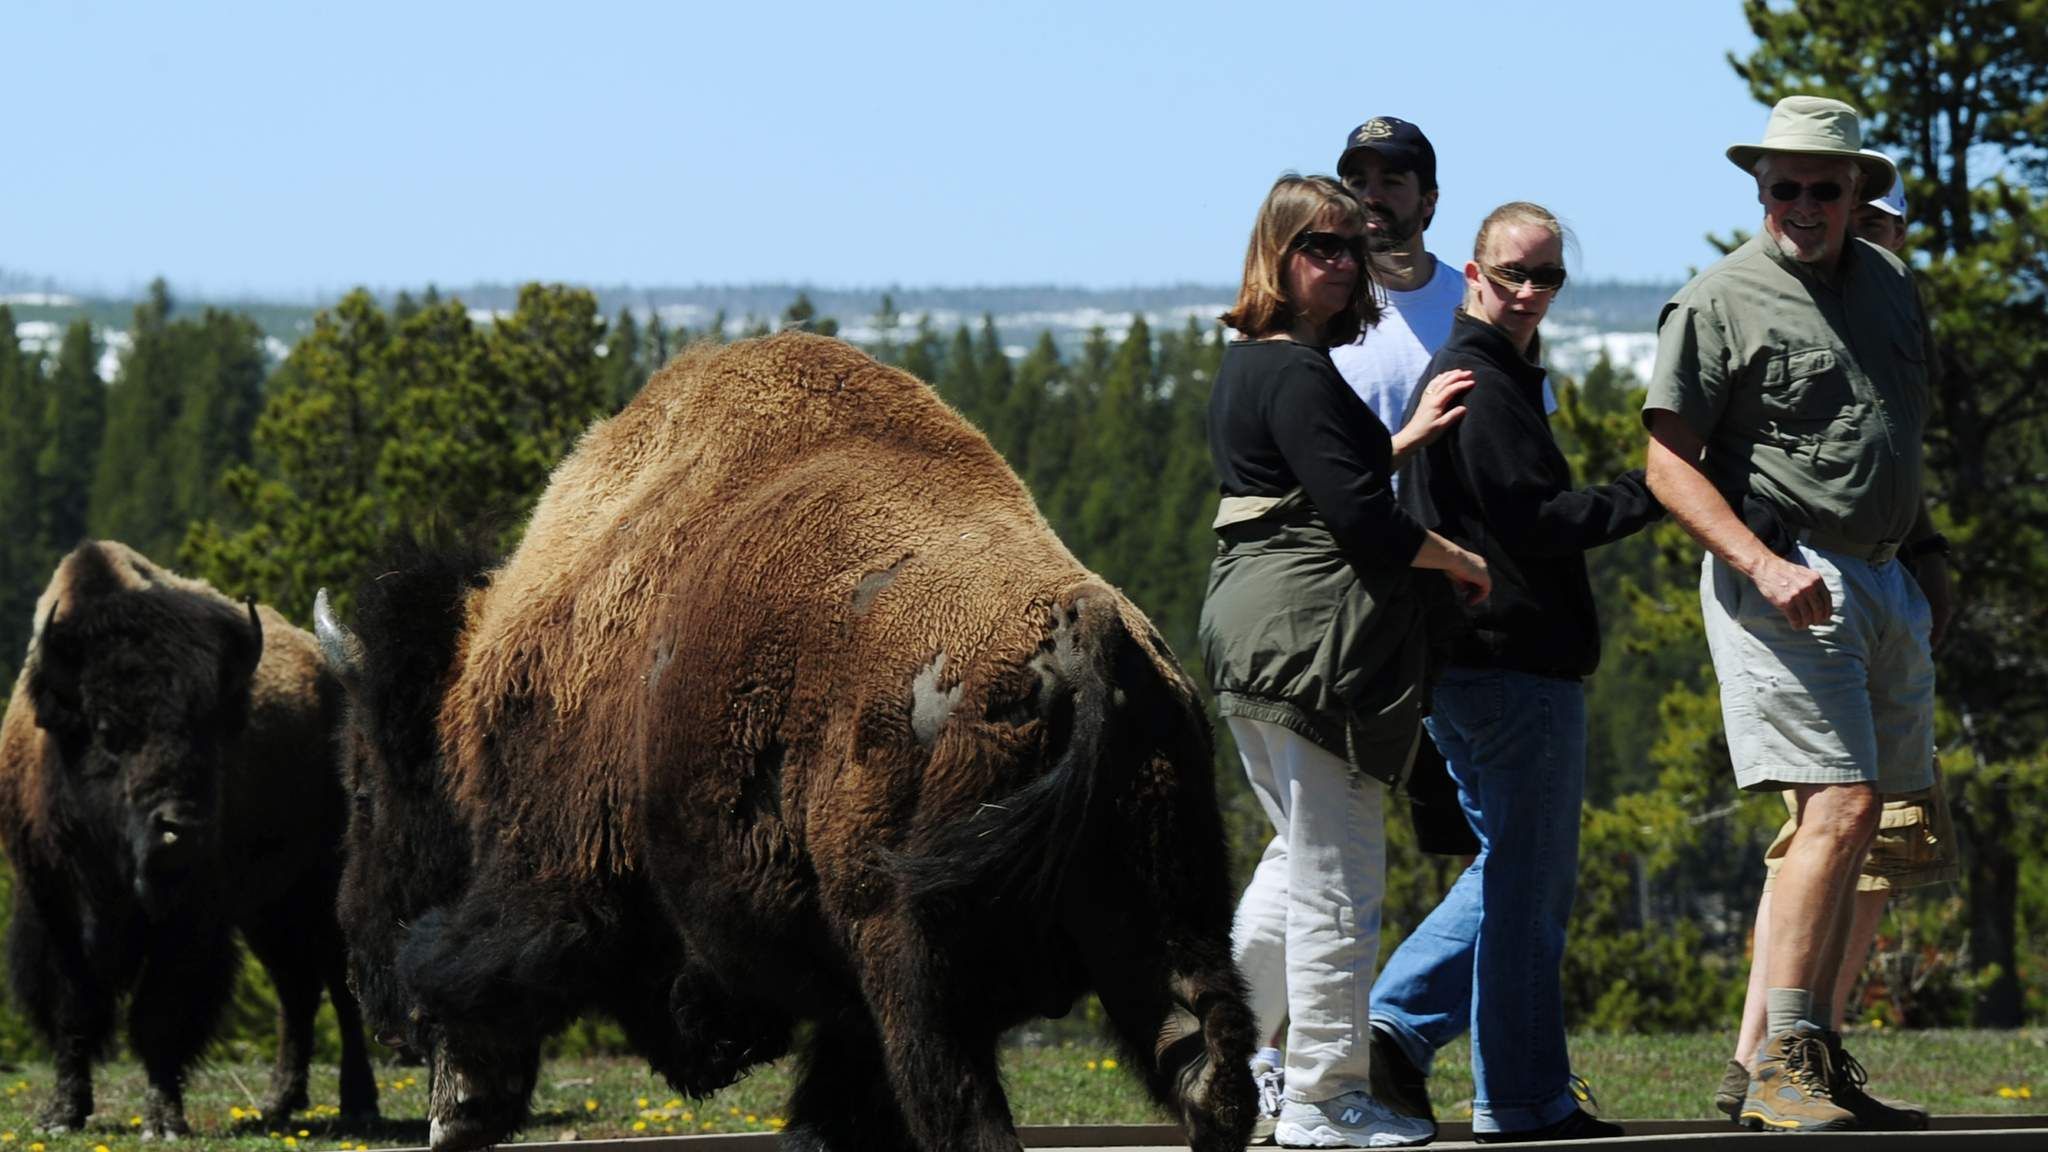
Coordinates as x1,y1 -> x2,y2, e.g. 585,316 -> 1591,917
314,547 -> 487,1054
27,552 -> 263,920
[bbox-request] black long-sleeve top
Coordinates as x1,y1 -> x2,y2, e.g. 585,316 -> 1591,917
1209,339 -> 1427,571
1401,311 -> 1663,677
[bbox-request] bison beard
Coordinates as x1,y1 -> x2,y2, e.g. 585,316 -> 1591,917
0,541 -> 378,1137
325,332 -> 1256,1152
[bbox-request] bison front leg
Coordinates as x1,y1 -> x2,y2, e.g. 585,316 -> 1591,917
842,917 -> 1022,1152
9,888 -> 110,1133
128,918 -> 239,1139
781,1008 -> 916,1152
240,912 -> 323,1123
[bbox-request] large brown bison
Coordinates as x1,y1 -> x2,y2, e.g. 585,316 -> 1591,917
316,332 -> 1256,1152
0,542 -> 378,1136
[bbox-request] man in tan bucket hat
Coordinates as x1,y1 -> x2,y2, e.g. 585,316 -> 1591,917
1642,94 -> 1948,1133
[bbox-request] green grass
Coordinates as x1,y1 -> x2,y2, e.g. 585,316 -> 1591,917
0,1028 -> 2040,1149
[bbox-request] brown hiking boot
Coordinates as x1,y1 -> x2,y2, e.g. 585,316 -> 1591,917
1739,1023 -> 1857,1132
1713,1058 -> 1750,1124
1824,1031 -> 1929,1131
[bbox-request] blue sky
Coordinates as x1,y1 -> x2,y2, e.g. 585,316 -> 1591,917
7,1 -> 1779,297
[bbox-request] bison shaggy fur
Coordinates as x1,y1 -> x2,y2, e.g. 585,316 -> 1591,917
328,333 -> 1255,1152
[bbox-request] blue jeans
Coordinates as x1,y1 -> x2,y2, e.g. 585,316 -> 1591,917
1370,667 -> 1587,1134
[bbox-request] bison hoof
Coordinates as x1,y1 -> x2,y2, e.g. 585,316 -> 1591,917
33,1095 -> 90,1134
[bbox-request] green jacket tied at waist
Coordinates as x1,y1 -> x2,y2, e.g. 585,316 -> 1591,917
1198,489 -> 1427,787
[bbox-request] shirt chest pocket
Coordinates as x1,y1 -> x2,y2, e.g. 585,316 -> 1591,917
1760,347 -> 1859,438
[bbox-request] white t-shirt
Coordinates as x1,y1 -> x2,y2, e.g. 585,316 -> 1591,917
1330,253 -> 1557,432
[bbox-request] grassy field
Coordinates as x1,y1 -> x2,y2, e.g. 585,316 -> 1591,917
0,1028 -> 2040,1150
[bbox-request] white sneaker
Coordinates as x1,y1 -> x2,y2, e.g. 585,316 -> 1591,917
1251,1049 -> 1284,1144
1276,1089 -> 1435,1148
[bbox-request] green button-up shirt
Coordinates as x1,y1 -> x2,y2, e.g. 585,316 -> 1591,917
1643,233 -> 1933,550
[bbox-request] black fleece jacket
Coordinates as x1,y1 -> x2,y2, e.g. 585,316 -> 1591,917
1401,311 -> 1664,678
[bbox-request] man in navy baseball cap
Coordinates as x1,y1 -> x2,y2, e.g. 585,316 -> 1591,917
1337,115 -> 1438,196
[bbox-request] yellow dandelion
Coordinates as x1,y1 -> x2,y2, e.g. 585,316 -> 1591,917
682,1110 -> 694,1122
632,1121 -> 647,1132
129,1115 -> 144,1126
728,1105 -> 741,1117
1102,1058 -> 1119,1071
30,1143 -> 45,1152
1,1133 -> 14,1144
770,1116 -> 787,1130
270,1132 -> 283,1139
231,1106 -> 247,1120
1870,1016 -> 1885,1029
701,1120 -> 715,1130
94,1145 -> 112,1152
584,1098 -> 600,1113
1084,1059 -> 1097,1071
746,1113 -> 759,1124
284,1138 -> 298,1150
665,1098 -> 682,1110
2000,1086 -> 2018,1099
297,1129 -> 310,1138
636,1096 -> 649,1108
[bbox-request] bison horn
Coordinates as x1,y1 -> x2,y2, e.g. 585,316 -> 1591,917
245,595 -> 264,652
161,829 -> 180,848
314,588 -> 365,680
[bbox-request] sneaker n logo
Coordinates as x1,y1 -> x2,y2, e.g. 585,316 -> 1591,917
1339,1106 -> 1365,1126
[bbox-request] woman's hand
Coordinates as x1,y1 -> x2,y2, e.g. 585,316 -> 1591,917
1412,531 -> 1490,605
1390,369 -> 1476,462
1445,545 -> 1491,605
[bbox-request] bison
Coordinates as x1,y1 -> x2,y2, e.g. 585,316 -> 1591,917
316,331 -> 1256,1152
0,541 -> 378,1136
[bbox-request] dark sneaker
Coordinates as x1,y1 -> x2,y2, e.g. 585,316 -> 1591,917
1740,1022 -> 1857,1132
1713,1058 -> 1751,1124
1368,1025 -> 1436,1125
1474,1108 -> 1624,1143
1824,1031 -> 1929,1131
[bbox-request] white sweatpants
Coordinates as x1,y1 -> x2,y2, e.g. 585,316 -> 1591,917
1228,716 -> 1395,1103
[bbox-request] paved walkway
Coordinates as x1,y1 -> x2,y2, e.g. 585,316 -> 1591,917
385,1114 -> 2048,1150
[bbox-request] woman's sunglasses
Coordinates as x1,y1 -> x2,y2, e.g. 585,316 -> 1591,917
1768,180 -> 1845,203
1291,230 -> 1367,265
1480,262 -> 1568,294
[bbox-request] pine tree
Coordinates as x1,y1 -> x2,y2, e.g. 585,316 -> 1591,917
781,292 -> 838,337
900,315 -> 943,387
606,306 -> 644,410
937,323 -> 982,426
1073,316 -> 1158,585
973,314 -> 1014,453
38,318 -> 104,556
0,305 -> 49,680
869,294 -> 901,364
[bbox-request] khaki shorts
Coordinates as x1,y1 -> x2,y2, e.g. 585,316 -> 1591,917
1701,547 -> 1936,795
1762,764 -> 1958,892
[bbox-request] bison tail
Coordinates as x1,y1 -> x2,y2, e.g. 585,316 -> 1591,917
883,591 -> 1127,918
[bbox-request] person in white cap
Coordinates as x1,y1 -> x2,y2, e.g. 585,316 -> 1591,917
1643,97 -> 1948,1133
1710,147 -> 1955,1131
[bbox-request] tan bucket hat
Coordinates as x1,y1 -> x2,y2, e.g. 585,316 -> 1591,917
1726,95 -> 1894,200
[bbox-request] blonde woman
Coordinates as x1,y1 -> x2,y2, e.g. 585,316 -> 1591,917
1366,203 -> 1661,1143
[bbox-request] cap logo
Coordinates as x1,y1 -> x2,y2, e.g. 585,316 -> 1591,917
1355,118 -> 1394,144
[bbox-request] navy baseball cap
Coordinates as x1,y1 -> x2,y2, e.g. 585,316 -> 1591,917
1337,116 -> 1437,190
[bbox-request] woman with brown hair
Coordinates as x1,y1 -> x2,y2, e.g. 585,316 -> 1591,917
1199,173 -> 1489,1148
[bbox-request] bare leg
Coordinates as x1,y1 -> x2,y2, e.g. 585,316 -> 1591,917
1764,783 -> 1877,1005
1828,890 -> 1889,1029
1733,889 -> 1773,1067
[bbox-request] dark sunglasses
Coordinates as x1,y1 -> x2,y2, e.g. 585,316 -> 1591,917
1480,262 -> 1568,293
1768,180 -> 1845,203
1291,229 -> 1366,264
